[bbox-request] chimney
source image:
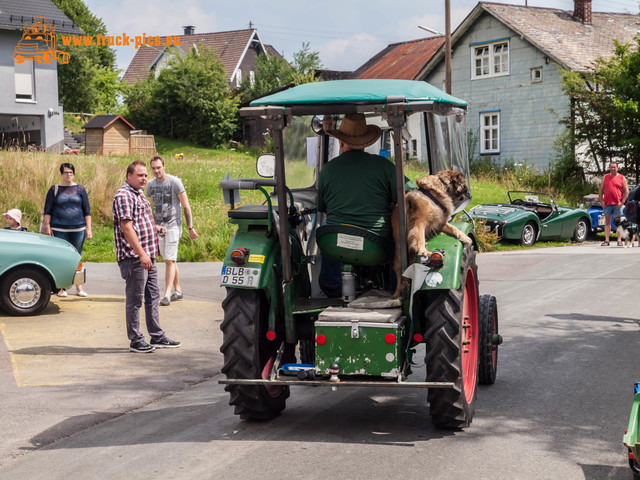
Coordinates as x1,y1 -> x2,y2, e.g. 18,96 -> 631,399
182,25 -> 195,35
573,0 -> 592,25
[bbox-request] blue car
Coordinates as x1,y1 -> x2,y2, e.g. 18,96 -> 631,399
584,193 -> 627,235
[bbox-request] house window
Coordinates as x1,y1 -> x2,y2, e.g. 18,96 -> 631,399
15,60 -> 35,101
480,111 -> 500,154
531,67 -> 543,83
472,40 -> 509,79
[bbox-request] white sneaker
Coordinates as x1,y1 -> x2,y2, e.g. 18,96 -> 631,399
57,290 -> 68,297
159,295 -> 171,306
77,291 -> 88,297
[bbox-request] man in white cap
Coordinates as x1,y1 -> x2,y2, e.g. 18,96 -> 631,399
317,113 -> 399,296
3,209 -> 27,231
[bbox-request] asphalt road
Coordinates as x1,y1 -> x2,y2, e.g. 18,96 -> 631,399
1,245 -> 639,479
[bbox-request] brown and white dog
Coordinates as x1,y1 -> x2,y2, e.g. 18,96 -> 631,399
392,170 -> 473,297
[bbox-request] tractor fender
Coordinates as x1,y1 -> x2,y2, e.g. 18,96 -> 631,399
410,222 -> 475,291
221,226 -> 280,291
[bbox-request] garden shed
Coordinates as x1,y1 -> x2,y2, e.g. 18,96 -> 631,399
82,115 -> 135,155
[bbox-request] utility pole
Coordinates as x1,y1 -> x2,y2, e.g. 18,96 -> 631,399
445,0 -> 452,94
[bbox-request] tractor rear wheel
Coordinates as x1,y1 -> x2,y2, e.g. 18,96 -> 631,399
478,294 -> 499,385
424,244 -> 479,428
220,288 -> 289,420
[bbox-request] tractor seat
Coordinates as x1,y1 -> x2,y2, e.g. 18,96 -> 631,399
316,224 -> 391,266
228,204 -> 272,220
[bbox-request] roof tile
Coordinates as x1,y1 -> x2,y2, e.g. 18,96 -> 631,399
122,29 -> 257,84
353,36 -> 445,80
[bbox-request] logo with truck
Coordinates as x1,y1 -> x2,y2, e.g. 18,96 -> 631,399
13,17 -> 70,65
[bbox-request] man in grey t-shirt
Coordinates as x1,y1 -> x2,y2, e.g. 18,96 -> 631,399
147,156 -> 199,306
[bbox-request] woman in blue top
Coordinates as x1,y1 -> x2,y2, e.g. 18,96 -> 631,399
43,162 -> 92,297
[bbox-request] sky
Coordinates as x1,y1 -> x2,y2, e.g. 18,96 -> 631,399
82,0 -> 640,74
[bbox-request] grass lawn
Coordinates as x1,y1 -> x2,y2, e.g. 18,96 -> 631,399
0,136 -> 597,261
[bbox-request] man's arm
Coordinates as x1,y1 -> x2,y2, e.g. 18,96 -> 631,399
120,219 -> 153,269
177,191 -> 198,239
599,177 -> 606,206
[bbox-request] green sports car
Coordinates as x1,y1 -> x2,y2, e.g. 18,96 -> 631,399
468,191 -> 591,247
0,230 -> 86,315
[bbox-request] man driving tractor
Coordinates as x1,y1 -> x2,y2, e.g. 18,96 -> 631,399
317,113 -> 404,297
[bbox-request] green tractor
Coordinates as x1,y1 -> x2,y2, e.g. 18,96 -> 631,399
219,79 -> 501,428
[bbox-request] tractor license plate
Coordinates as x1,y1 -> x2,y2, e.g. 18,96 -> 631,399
598,215 -> 605,226
220,266 -> 261,287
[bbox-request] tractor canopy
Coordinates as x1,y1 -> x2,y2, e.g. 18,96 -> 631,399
250,79 -> 467,107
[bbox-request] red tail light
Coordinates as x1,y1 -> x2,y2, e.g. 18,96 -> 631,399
230,248 -> 248,264
429,251 -> 444,269
385,333 -> 396,344
413,333 -> 424,343
316,334 -> 327,345
266,331 -> 276,341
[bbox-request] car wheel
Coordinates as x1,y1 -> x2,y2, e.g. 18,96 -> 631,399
572,218 -> 588,243
0,268 -> 52,316
520,222 -> 537,247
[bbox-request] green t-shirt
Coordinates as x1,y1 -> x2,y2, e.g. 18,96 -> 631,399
317,150 -> 398,237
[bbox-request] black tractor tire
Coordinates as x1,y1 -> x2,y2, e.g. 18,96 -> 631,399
572,218 -> 589,243
0,268 -> 51,316
478,294 -> 499,385
299,339 -> 315,365
424,244 -> 480,428
520,221 -> 537,247
220,288 -> 289,420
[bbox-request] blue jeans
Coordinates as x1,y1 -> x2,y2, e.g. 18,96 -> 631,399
52,229 -> 86,254
118,257 -> 165,343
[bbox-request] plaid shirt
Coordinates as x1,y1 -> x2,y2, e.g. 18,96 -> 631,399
113,182 -> 159,261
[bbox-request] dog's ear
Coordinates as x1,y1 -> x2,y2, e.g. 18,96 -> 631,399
416,175 -> 437,190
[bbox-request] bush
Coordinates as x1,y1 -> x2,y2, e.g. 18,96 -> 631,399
124,47 -> 239,148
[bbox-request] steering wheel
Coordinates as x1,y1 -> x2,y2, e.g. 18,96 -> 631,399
512,198 -> 525,205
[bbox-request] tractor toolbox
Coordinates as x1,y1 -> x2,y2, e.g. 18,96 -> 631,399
315,307 -> 406,378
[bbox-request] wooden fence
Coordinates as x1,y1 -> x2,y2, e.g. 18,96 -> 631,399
129,134 -> 156,156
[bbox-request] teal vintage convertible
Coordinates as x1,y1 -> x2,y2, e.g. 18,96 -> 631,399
468,191 -> 591,247
0,230 -> 85,315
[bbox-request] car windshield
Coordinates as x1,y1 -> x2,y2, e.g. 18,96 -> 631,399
508,191 -> 554,206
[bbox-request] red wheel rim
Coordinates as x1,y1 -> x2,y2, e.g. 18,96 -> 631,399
261,355 -> 284,397
462,267 -> 479,402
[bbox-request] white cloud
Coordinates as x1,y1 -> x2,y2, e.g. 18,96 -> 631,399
318,32 -> 386,71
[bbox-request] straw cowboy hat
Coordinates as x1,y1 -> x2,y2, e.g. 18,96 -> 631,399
327,113 -> 382,148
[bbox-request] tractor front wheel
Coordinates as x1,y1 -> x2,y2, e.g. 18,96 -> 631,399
220,288 -> 289,420
424,244 -> 479,428
478,294 -> 499,385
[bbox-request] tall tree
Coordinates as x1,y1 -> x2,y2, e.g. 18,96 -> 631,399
238,42 -> 323,102
561,37 -> 640,182
124,47 -> 239,147
290,42 -> 323,85
52,0 -> 121,112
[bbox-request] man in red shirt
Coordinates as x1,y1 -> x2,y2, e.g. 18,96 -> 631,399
598,161 -> 629,246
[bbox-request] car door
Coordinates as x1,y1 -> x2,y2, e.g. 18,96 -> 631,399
538,205 -> 564,239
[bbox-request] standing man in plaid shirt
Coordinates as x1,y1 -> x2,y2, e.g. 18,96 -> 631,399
113,160 -> 181,353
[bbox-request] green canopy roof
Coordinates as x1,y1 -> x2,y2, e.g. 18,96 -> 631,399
249,79 -> 467,107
